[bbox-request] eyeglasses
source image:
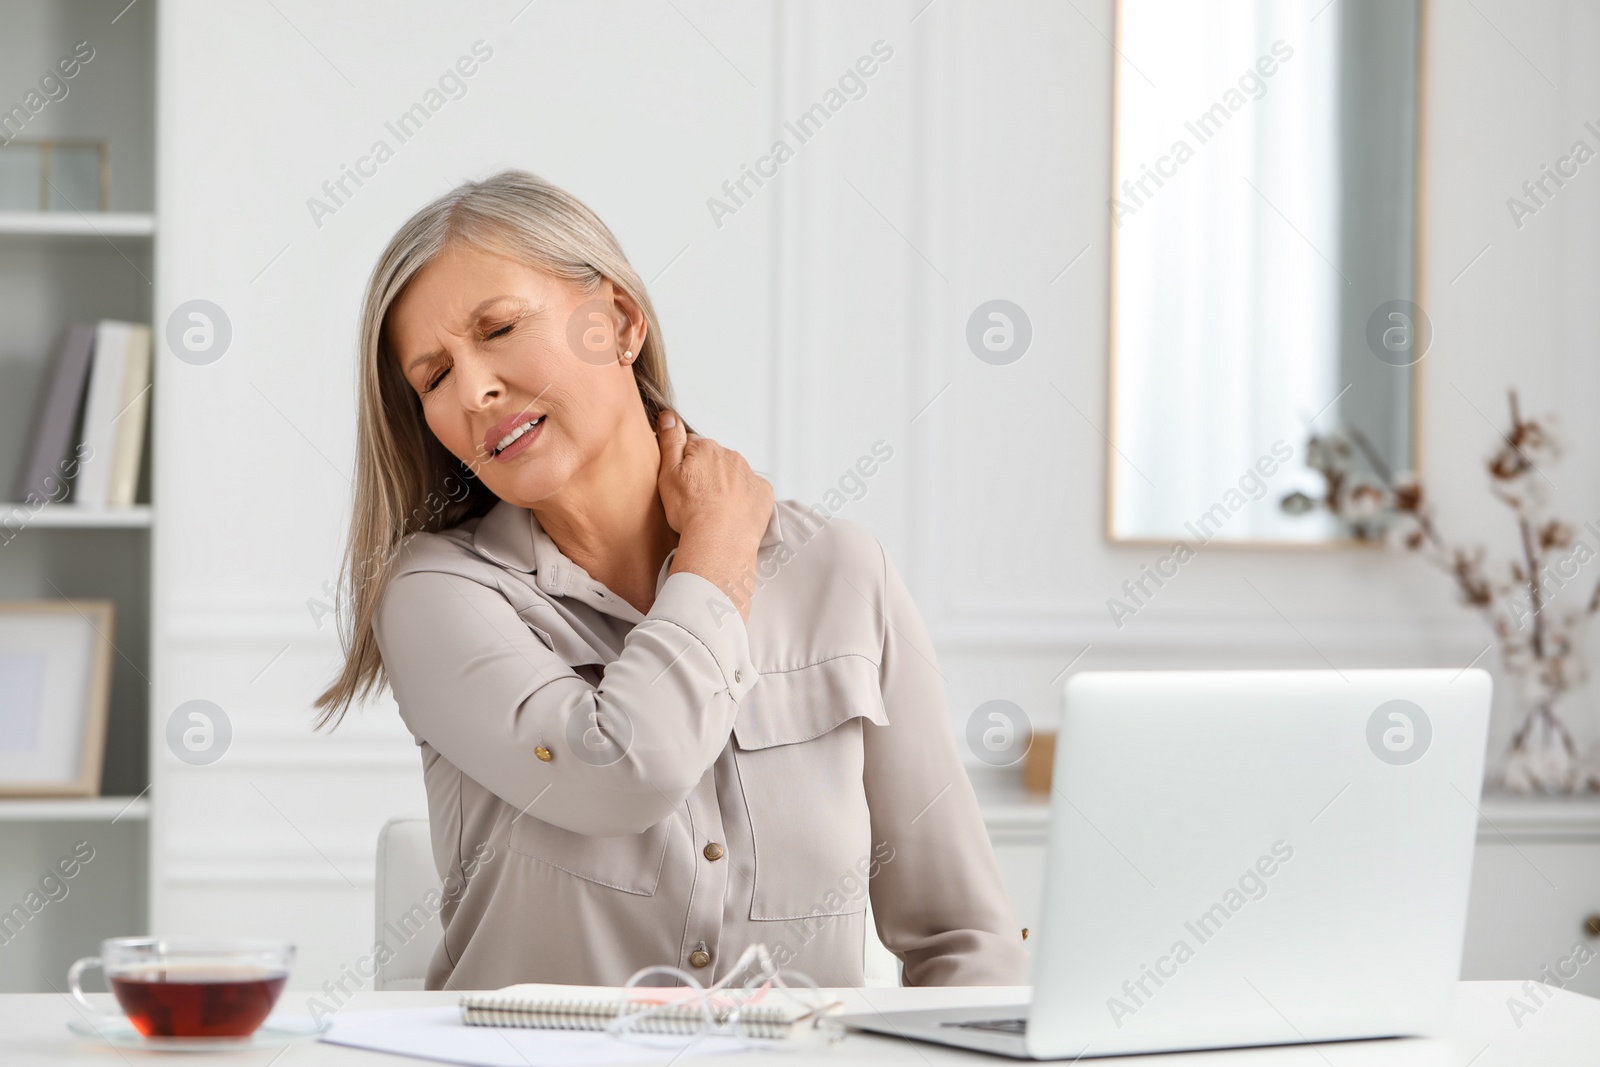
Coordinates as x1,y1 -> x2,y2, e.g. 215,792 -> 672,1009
606,942 -> 846,1052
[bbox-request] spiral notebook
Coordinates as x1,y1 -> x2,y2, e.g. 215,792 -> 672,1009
459,985 -> 821,1040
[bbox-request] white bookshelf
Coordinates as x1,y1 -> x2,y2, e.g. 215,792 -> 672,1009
0,212 -> 156,238
7,504 -> 152,529
0,0 -> 157,994
0,797 -> 150,823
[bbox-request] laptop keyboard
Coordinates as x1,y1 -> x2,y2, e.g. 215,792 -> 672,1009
943,1017 -> 1028,1035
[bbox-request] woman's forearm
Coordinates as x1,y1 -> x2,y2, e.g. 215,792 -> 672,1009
669,520 -> 761,620
864,540 -> 1032,984
375,565 -> 761,837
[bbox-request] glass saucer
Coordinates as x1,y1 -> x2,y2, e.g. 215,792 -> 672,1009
66,1013 -> 329,1051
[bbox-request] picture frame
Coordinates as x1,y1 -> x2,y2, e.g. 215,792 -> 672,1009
0,600 -> 114,797
0,138 -> 110,212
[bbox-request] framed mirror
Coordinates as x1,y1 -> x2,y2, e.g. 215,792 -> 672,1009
1107,0 -> 1425,544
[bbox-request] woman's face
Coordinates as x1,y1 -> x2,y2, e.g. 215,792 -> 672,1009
387,241 -> 648,508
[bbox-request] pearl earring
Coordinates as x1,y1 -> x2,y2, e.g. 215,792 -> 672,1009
621,349 -> 635,364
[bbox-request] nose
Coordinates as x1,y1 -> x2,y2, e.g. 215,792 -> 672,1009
451,349 -> 503,410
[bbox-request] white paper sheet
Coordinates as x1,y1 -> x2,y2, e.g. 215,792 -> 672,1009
322,1006 -> 747,1067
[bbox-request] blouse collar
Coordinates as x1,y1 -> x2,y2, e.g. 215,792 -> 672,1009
472,495 -> 784,588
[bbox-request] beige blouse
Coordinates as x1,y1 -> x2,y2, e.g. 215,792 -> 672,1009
372,496 -> 1029,989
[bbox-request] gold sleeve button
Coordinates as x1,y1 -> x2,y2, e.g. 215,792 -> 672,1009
703,842 -> 725,861
689,949 -> 711,968
535,745 -> 553,762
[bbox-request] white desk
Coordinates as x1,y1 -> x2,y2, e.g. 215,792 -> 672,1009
7,982 -> 1596,1066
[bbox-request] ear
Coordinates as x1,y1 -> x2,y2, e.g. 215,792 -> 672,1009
607,280 -> 649,362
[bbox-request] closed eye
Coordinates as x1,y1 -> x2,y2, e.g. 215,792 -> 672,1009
423,365 -> 450,393
485,322 -> 515,341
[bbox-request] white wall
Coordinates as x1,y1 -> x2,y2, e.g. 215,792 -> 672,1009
153,0 -> 1600,990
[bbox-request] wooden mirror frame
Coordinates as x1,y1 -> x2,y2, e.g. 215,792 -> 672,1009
1104,0 -> 1431,549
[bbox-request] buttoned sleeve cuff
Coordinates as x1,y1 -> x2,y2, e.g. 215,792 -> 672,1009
646,570 -> 760,703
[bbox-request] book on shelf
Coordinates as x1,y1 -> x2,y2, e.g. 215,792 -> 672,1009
10,320 -> 151,509
107,323 -> 152,507
11,323 -> 95,505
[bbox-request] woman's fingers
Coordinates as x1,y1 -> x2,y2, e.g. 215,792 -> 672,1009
654,411 -> 772,573
656,409 -> 686,475
655,424 -> 773,617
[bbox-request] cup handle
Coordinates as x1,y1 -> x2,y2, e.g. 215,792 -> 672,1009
67,955 -> 102,1014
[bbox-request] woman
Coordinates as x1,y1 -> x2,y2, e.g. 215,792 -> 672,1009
315,169 -> 1027,990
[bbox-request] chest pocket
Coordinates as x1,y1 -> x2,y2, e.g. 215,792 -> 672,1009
732,655 -> 889,920
508,813 -> 671,896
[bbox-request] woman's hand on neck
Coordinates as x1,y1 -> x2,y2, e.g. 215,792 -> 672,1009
531,409 -> 678,616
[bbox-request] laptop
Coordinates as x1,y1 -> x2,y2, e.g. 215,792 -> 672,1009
841,668 -> 1492,1059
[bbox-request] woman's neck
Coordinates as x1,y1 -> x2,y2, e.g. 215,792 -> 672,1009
531,415 -> 677,615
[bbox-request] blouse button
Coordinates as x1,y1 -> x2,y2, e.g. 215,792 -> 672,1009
703,842 -> 725,862
734,670 -> 742,684
689,948 -> 711,969
534,745 -> 553,762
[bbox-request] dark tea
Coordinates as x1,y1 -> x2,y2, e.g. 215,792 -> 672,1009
109,966 -> 287,1038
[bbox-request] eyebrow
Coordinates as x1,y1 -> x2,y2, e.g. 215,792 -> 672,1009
402,296 -> 529,373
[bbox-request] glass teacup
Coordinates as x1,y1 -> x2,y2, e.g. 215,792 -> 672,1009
68,937 -> 294,1038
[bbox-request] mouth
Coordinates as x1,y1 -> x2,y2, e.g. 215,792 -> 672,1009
487,415 -> 545,461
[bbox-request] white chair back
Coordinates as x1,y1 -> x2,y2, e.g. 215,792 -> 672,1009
374,817 -> 443,991
862,897 -> 902,986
